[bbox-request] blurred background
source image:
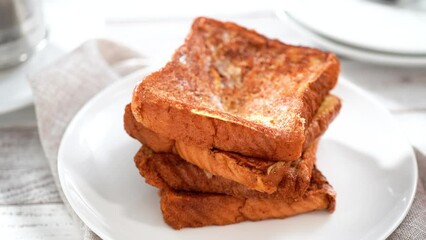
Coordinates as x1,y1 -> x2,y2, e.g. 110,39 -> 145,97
2,0 -> 426,116
0,0 -> 426,239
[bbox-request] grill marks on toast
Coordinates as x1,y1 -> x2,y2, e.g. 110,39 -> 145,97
131,17 -> 340,161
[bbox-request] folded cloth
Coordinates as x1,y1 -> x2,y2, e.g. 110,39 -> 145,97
388,149 -> 426,240
28,39 -> 145,240
27,39 -> 426,239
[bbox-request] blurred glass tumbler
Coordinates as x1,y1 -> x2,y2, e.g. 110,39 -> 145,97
0,0 -> 46,69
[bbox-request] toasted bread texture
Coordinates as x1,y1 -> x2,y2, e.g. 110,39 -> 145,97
135,145 -> 316,199
160,168 -> 336,229
125,93 -> 341,155
124,105 -> 174,153
173,142 -> 317,194
131,17 -> 340,161
125,95 -> 340,193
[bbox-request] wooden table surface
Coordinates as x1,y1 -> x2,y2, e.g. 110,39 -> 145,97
1,0 -> 425,239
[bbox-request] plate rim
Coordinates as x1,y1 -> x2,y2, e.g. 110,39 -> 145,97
279,0 -> 426,56
276,9 -> 426,67
58,71 -> 418,240
58,68 -> 154,240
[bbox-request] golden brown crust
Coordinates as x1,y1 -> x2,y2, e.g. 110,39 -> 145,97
124,104 -> 174,153
160,167 -> 336,229
160,190 -> 245,229
135,145 -> 316,199
131,17 -> 340,161
173,142 -> 318,194
125,94 -> 341,157
303,95 -> 341,148
127,94 -> 341,157
125,95 -> 340,193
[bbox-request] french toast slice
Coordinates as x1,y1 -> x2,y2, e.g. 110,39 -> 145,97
131,17 -> 340,161
125,95 -> 340,193
160,168 -> 336,229
135,145 -> 315,199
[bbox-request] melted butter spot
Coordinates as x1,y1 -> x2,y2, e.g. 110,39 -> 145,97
246,114 -> 275,127
190,110 -> 268,132
190,109 -> 230,121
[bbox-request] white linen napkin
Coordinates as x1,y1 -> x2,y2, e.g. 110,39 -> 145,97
28,39 -> 145,239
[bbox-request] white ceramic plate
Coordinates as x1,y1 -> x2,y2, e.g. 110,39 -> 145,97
276,10 -> 426,67
58,69 -> 417,240
281,0 -> 426,55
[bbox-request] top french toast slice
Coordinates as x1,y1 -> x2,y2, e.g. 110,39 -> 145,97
132,17 -> 340,161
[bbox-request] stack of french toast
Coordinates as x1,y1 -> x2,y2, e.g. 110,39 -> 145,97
124,17 -> 342,229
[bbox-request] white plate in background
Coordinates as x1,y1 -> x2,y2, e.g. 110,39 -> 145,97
281,0 -> 426,55
277,10 -> 426,67
58,69 -> 417,240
